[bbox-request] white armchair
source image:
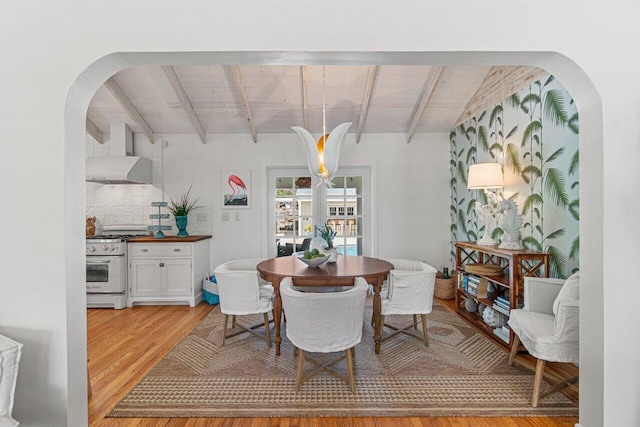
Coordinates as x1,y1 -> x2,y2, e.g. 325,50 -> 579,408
379,259 -> 437,348
508,272 -> 579,407
213,261 -> 276,348
280,276 -> 368,392
0,335 -> 22,427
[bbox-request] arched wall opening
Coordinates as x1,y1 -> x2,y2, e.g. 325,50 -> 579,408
65,51 -> 602,425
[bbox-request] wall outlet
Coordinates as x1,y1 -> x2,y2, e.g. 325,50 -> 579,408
234,212 -> 240,221
196,212 -> 208,222
221,212 -> 230,221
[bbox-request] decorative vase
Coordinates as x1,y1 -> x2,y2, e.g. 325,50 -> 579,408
323,247 -> 339,263
175,215 -> 189,237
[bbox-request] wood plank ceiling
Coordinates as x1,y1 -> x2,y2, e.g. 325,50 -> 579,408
86,64 -> 547,144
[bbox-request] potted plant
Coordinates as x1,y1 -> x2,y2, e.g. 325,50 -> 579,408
168,185 -> 201,237
319,222 -> 339,262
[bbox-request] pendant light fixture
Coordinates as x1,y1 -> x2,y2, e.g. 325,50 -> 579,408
292,66 -> 352,187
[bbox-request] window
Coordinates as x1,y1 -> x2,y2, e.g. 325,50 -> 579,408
268,167 -> 371,258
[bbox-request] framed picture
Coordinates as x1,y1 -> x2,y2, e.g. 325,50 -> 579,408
221,169 -> 251,208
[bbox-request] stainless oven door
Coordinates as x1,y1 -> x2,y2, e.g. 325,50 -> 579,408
86,255 -> 126,293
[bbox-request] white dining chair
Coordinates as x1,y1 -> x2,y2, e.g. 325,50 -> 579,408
213,261 -> 275,348
508,272 -> 580,407
378,259 -> 437,347
0,335 -> 22,427
280,276 -> 368,392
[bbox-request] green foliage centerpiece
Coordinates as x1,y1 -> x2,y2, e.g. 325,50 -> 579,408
319,222 -> 339,262
168,185 -> 200,237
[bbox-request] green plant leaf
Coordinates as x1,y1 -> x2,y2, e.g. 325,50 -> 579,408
569,236 -> 580,260
569,150 -> 579,175
168,184 -> 201,216
505,143 -> 522,174
544,167 -> 569,207
465,126 -> 477,139
545,228 -> 566,240
491,227 -> 503,240
522,236 -> 542,251
521,120 -> 542,147
457,160 -> 468,186
544,147 -> 565,165
505,93 -> 521,108
568,112 -> 579,134
543,75 -> 555,87
505,125 -> 518,140
569,199 -> 580,220
457,210 -> 468,235
533,207 -> 541,219
535,225 -> 543,235
489,104 -> 503,128
521,93 -> 541,110
466,199 -> 477,216
543,89 -> 568,127
546,245 -> 566,278
478,126 -> 489,151
522,165 -> 542,182
522,193 -> 543,215
466,146 -> 477,164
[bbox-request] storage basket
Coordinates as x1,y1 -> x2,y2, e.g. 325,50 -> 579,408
464,263 -> 503,276
434,271 -> 456,299
202,275 -> 219,305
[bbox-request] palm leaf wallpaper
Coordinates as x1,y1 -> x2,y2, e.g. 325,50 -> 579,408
449,74 -> 579,278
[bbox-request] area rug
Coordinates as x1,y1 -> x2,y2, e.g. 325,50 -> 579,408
108,300 -> 578,418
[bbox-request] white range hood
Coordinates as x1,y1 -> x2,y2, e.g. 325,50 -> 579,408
86,123 -> 152,185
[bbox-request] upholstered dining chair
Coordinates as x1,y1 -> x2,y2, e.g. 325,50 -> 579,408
0,335 -> 22,427
280,276 -> 368,392
377,259 -> 437,348
213,260 -> 275,348
508,272 -> 580,407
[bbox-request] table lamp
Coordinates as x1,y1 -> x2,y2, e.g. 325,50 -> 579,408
467,163 -> 503,246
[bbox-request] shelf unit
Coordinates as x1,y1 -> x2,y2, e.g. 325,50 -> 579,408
454,241 -> 550,349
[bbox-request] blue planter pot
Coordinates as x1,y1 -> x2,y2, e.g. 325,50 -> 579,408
175,215 -> 189,237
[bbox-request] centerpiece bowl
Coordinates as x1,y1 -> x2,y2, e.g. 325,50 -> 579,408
297,254 -> 329,267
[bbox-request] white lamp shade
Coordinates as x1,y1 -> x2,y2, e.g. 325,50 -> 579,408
467,163 -> 503,189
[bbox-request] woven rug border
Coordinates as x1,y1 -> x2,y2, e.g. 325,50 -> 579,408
108,301 -> 578,419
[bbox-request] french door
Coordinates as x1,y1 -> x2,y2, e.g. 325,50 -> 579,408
267,166 -> 371,259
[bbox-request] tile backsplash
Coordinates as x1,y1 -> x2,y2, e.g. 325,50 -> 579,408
86,135 -> 213,237
87,183 -> 213,236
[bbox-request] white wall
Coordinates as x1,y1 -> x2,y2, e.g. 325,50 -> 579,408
87,132 -> 452,271
2,2 -> 638,426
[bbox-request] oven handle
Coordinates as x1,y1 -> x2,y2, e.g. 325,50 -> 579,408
86,255 -> 125,264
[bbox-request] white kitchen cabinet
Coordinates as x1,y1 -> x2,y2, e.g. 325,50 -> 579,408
127,236 -> 211,307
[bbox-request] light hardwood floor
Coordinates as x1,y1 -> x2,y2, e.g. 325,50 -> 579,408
87,300 -> 578,427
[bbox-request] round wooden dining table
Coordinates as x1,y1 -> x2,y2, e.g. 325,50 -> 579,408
257,255 -> 393,355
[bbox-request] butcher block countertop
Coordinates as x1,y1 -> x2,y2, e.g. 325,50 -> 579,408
127,235 -> 212,243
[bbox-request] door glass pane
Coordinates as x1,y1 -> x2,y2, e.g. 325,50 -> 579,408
328,173 -> 363,256
275,175 -> 312,257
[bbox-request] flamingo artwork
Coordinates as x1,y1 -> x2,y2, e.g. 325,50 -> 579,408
224,174 -> 249,206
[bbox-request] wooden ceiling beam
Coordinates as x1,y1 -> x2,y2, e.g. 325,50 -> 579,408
454,66 -> 548,127
355,66 -> 378,144
104,77 -> 155,144
86,118 -> 103,144
405,66 -> 445,143
162,66 -> 206,144
301,66 -> 309,130
230,65 -> 258,143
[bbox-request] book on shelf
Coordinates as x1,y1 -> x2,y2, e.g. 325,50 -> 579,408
493,327 -> 510,344
492,303 -> 510,316
494,300 -> 510,310
495,295 -> 510,305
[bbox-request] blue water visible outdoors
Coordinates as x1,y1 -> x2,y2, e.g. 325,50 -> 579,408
337,245 -> 358,256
